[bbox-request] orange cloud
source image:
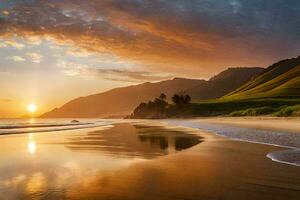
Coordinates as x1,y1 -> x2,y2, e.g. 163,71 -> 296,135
57,60 -> 173,82
1,0 -> 300,78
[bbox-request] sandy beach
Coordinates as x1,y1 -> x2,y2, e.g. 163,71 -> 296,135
198,117 -> 300,133
2,1 -> 300,199
0,121 -> 299,199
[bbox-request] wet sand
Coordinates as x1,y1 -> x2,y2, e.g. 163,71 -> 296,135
0,122 -> 299,199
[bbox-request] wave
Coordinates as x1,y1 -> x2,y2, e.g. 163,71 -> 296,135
267,150 -> 300,167
0,119 -> 114,135
0,122 -> 92,129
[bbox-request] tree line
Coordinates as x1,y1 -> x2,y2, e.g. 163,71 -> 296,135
129,93 -> 191,119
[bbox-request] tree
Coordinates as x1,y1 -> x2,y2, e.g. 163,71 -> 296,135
172,94 -> 191,106
159,93 -> 167,100
184,95 -> 191,104
172,94 -> 180,105
131,94 -> 169,118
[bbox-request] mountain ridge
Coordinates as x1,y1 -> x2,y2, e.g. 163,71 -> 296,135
182,67 -> 263,100
224,56 -> 300,100
41,67 -> 263,118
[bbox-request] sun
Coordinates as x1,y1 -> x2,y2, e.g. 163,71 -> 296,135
27,103 -> 37,113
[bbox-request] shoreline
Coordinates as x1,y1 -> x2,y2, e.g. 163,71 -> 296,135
0,121 -> 299,199
163,117 -> 300,167
197,116 -> 300,134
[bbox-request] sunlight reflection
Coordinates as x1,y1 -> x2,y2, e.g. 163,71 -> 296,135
29,118 -> 35,123
28,134 -> 36,154
28,141 -> 36,154
26,172 -> 47,195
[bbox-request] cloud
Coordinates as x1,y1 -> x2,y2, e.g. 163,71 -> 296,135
25,36 -> 42,45
57,60 -> 87,76
0,98 -> 12,103
66,48 -> 93,58
1,10 -> 9,16
7,56 -> 26,62
1,0 -> 300,77
94,69 -> 173,82
0,42 -> 7,48
4,40 -> 25,49
57,60 -> 172,82
26,52 -> 43,63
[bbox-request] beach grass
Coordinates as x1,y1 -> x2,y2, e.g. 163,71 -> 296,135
178,98 -> 300,117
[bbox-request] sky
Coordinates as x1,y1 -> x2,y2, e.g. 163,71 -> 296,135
0,0 -> 300,117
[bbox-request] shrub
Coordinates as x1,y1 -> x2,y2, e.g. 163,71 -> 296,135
275,105 -> 300,117
229,106 -> 274,116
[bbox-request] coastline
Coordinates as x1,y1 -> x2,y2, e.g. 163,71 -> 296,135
196,116 -> 300,133
163,117 -> 300,167
0,121 -> 299,199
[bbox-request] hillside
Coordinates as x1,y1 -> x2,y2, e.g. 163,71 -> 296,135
223,56 -> 300,100
129,56 -> 300,119
41,67 -> 262,118
182,67 -> 263,100
41,78 -> 205,118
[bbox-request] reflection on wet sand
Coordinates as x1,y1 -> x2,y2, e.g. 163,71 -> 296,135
28,134 -> 36,155
61,123 -> 203,158
25,172 -> 47,199
0,123 -> 203,199
0,123 -> 300,200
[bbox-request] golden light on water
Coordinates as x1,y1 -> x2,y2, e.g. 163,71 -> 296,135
28,141 -> 36,154
27,104 -> 37,113
28,134 -> 36,154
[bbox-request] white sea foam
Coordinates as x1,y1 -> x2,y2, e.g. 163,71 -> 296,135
0,119 -> 115,135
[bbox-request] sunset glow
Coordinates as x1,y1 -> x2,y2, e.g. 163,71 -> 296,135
27,104 -> 37,113
0,1 -> 300,200
0,0 -> 300,117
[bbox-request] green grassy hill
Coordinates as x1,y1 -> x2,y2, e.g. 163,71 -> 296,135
223,56 -> 300,100
130,56 -> 300,118
182,67 -> 263,100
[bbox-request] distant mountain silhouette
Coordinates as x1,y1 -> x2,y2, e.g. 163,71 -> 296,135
182,67 -> 263,100
41,67 -> 263,118
223,56 -> 300,100
41,78 -> 204,118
